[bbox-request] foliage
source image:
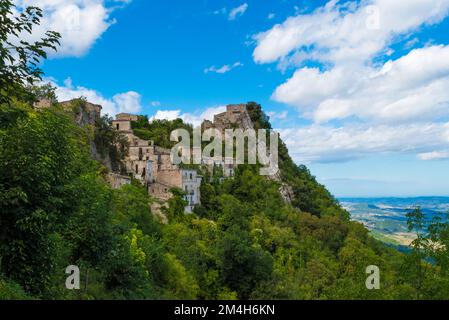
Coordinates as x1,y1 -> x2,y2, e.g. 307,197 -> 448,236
1,4 -> 449,300
93,114 -> 129,173
131,116 -> 193,149
0,0 -> 60,104
2,99 -> 449,300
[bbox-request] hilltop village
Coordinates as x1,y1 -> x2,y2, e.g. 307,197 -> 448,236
34,98 -> 292,214
108,104 -> 255,213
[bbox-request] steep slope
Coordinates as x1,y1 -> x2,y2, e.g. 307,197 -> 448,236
1,97 -> 448,300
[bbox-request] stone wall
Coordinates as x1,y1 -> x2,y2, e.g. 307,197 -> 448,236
212,104 -> 254,131
112,114 -> 201,212
181,169 -> 202,213
106,173 -> 131,189
112,120 -> 132,132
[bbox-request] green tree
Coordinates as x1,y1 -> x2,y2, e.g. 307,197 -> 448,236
0,0 -> 60,103
0,106 -> 87,294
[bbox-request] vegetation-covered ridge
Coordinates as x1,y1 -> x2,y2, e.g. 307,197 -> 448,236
1,96 -> 449,299
1,0 -> 449,300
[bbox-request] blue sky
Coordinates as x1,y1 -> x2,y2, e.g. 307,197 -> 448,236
21,0 -> 449,197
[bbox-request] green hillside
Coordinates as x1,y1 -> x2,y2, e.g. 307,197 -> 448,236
1,0 -> 449,300
1,97 -> 449,300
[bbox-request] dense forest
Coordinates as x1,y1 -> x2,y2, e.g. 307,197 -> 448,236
1,0 -> 449,300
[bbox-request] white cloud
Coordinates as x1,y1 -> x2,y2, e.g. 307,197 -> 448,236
48,77 -> 142,116
279,122 -> 449,163
150,106 -> 226,127
46,77 -> 226,126
273,45 -> 449,123
268,13 -> 275,20
204,62 -> 243,74
13,0 -> 131,57
253,1 -> 449,122
267,110 -> 288,121
112,91 -> 141,114
150,110 -> 182,121
252,0 -> 449,163
418,151 -> 449,161
151,101 -> 161,107
253,0 -> 449,64
228,3 -> 248,20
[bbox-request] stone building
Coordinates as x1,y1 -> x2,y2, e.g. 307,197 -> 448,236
106,173 -> 131,189
181,169 -> 202,213
204,103 -> 254,131
112,113 -> 202,212
200,104 -> 254,177
112,113 -> 136,132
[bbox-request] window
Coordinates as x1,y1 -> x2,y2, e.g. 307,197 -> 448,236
116,123 -> 120,130
135,165 -> 138,173
190,173 -> 193,180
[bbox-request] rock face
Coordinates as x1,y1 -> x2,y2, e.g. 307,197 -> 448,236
34,98 -> 102,126
202,103 -> 295,204
60,100 -> 102,126
35,98 -> 111,168
279,184 -> 294,204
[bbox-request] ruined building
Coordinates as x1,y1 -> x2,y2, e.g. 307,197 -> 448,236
111,104 -> 254,210
200,104 -> 255,177
35,99 -> 292,207
112,114 -> 202,213
202,103 -> 254,131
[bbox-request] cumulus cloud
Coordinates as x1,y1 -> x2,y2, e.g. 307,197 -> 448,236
253,0 -> 449,64
228,3 -> 248,20
253,0 -> 449,122
150,110 -> 182,121
278,122 -> 449,163
204,62 -> 243,74
112,91 -> 141,114
48,77 -> 142,116
46,77 -> 226,127
273,45 -> 449,123
13,0 -> 131,57
150,106 -> 226,127
252,0 -> 449,163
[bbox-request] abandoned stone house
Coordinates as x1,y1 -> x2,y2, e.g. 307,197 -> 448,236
181,169 -> 202,213
110,105 -> 254,206
111,113 -> 202,213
